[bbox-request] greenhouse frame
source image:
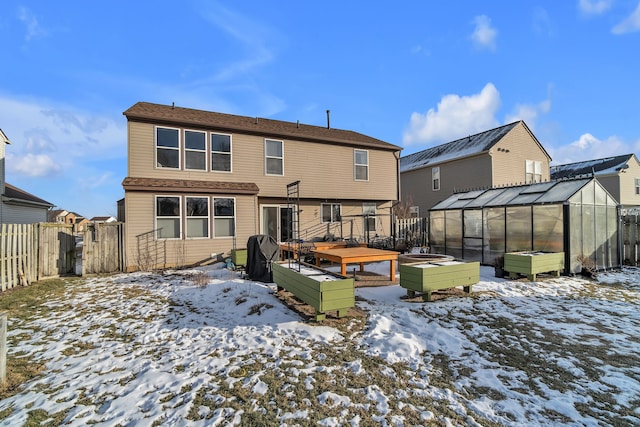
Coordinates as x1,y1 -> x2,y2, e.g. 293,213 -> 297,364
428,178 -> 619,274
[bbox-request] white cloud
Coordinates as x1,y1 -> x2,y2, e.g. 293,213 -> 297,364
532,7 -> 554,37
550,133 -> 627,164
470,15 -> 497,51
612,3 -> 640,34
578,0 -> 613,15
17,6 -> 46,41
504,85 -> 553,131
402,83 -> 501,146
8,153 -> 61,177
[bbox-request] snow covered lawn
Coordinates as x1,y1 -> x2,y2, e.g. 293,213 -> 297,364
1,263 -> 639,426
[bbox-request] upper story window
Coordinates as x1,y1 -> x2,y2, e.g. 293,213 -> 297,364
526,160 -> 542,183
635,178 -> 640,195
185,197 -> 209,238
156,127 -> 180,169
211,133 -> 232,172
265,139 -> 284,176
213,197 -> 235,237
184,130 -> 206,171
432,167 -> 440,191
156,196 -> 181,239
321,203 -> 341,223
354,149 -> 369,181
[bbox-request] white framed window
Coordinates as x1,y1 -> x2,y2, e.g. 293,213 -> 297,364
213,197 -> 235,237
432,167 -> 440,191
211,133 -> 232,172
156,127 -> 181,169
363,202 -> 376,233
184,130 -> 207,171
185,197 -> 209,238
354,149 -> 369,181
409,206 -> 419,218
155,196 -> 181,239
265,139 -> 284,175
635,178 -> 640,195
321,203 -> 341,223
526,160 -> 542,183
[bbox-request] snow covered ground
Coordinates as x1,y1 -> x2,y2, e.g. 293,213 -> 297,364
1,261 -> 639,426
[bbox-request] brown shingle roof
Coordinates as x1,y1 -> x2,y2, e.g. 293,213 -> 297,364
123,102 -> 401,152
122,177 -> 260,195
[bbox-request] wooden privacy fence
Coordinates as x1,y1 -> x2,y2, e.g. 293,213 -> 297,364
0,222 -> 125,292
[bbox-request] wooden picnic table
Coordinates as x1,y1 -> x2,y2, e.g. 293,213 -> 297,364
312,247 -> 399,281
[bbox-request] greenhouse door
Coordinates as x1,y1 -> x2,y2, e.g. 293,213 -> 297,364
261,205 -> 294,243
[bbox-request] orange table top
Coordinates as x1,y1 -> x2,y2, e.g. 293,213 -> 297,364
312,247 -> 398,263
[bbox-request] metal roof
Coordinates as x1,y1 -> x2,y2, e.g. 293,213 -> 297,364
430,178 -> 605,210
550,154 -> 634,179
400,121 -> 520,172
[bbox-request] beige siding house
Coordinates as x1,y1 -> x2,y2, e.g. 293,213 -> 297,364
551,153 -> 640,207
400,121 -> 551,215
122,102 -> 401,271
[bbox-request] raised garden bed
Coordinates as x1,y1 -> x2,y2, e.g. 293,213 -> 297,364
504,251 -> 564,281
399,260 -> 480,302
272,261 -> 355,321
230,248 -> 247,268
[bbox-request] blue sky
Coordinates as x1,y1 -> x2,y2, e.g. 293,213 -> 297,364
1,1 -> 639,218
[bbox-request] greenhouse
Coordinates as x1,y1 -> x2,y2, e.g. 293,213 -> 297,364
428,178 -> 619,274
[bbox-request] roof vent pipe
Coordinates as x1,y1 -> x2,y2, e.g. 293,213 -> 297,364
297,120 -> 299,128
255,117 -> 259,125
326,110 -> 331,129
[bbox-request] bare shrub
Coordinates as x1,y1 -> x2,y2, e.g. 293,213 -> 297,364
189,271 -> 209,288
577,254 -> 597,278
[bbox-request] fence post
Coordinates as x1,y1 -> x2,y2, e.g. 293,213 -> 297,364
0,312 -> 6,383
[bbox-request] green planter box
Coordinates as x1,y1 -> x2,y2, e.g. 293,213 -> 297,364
272,262 -> 355,321
231,248 -> 247,267
504,251 -> 564,281
399,260 -> 479,301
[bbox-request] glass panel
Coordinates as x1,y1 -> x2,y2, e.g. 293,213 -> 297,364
463,210 -> 482,238
187,198 -> 208,216
157,218 -> 180,239
281,207 -> 293,242
185,151 -> 205,170
157,128 -> 179,147
212,153 -> 231,171
484,207 -> 505,264
211,134 -> 231,152
506,206 -> 532,252
355,150 -> 368,164
595,183 -> 607,205
266,140 -> 282,157
429,211 -> 445,254
214,218 -> 234,237
595,205 -> 607,269
263,206 -> 278,241
187,218 -> 208,238
607,206 -> 619,267
463,237 -> 482,261
185,131 -> 205,150
214,198 -> 234,216
533,205 -> 563,253
356,165 -> 368,180
445,210 -> 462,259
582,204 -> 595,262
582,181 -> 595,204
157,197 -> 180,216
266,158 -> 283,175
157,148 -> 179,168
322,204 -> 332,223
568,204 -> 583,273
332,204 -> 341,222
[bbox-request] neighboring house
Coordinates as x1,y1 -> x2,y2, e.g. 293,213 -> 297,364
551,153 -> 640,207
91,216 -> 117,224
1,128 -> 54,224
49,209 -> 90,231
400,121 -> 551,216
122,102 -> 402,270
49,209 -> 69,223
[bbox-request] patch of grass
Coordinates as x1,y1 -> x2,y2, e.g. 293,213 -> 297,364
23,408 -> 69,427
248,302 -> 273,315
